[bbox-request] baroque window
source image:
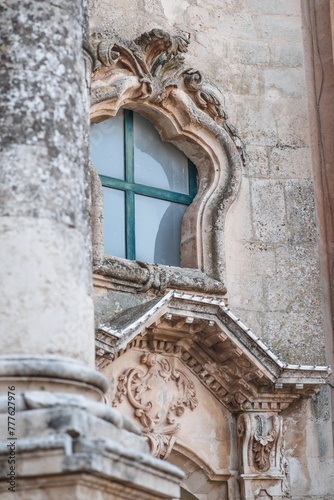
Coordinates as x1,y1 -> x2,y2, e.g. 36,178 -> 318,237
90,28 -> 243,289
90,109 -> 197,266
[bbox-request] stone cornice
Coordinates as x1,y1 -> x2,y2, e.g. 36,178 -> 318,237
96,291 -> 331,413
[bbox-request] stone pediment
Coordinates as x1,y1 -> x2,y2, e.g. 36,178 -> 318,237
96,290 -> 330,413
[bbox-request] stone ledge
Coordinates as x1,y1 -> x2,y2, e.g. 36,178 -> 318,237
0,403 -> 183,499
0,434 -> 183,499
93,256 -> 227,295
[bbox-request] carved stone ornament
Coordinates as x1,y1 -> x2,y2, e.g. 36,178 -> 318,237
237,413 -> 283,474
237,412 -> 290,499
90,28 -> 241,135
112,351 -> 198,459
96,291 -> 329,498
252,415 -> 280,472
89,29 -> 244,279
97,291 -> 331,414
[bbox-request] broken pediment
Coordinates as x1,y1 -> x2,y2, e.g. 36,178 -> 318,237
89,28 -> 243,148
96,290 -> 330,414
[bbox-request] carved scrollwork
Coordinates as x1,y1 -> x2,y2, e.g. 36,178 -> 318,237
90,28 -> 243,143
91,29 -> 191,104
112,352 -> 198,459
237,413 -> 283,475
183,69 -> 227,123
252,415 -> 279,472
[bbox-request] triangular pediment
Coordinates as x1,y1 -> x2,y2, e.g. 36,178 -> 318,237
96,290 -> 330,413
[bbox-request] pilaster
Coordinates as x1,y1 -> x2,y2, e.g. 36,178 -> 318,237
237,413 -> 287,500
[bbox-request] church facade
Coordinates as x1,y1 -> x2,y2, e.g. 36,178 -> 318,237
0,0 -> 333,499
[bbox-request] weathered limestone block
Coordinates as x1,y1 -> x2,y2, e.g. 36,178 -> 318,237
0,393 -> 183,499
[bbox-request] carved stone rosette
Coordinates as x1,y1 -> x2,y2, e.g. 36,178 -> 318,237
112,351 -> 198,459
237,413 -> 288,500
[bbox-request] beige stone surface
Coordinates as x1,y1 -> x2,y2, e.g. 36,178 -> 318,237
0,1 -> 184,499
0,474 -> 175,500
88,1 -> 334,498
90,0 -> 326,367
282,387 -> 334,499
105,348 -> 232,471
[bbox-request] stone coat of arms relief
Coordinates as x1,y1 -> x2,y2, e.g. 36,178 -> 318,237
112,351 -> 198,459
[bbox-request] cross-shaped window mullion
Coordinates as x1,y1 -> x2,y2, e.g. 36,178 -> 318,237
124,109 -> 136,260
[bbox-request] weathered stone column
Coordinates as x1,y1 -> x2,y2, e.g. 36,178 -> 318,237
0,2 -> 182,497
0,0 -> 94,368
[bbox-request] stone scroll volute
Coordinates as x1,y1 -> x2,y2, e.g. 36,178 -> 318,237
112,352 -> 198,459
237,413 -> 283,474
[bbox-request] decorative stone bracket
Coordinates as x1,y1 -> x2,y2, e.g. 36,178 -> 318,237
237,413 -> 289,500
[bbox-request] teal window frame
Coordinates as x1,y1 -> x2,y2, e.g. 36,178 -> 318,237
99,109 -> 197,261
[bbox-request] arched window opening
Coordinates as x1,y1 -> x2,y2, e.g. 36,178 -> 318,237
90,29 -> 243,282
90,109 -> 197,267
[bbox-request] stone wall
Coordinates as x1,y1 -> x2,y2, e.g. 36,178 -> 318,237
89,1 -> 334,498
89,0 -> 325,365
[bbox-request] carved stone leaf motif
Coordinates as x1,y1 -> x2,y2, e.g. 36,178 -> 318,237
183,69 -> 227,122
112,352 -> 198,459
252,415 -> 278,472
91,29 -> 190,103
91,29 -> 230,125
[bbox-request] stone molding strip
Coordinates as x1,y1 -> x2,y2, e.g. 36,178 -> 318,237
0,355 -> 109,394
175,292 -> 331,374
0,434 -> 184,494
0,433 -> 184,480
93,256 -> 227,295
97,290 -> 331,376
0,390 -> 140,435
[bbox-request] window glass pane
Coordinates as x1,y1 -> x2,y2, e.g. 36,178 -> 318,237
135,195 -> 187,266
133,113 -> 189,194
103,187 -> 126,258
90,112 -> 124,179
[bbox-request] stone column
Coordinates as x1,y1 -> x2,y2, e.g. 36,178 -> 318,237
0,1 -> 182,497
0,0 -> 95,368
